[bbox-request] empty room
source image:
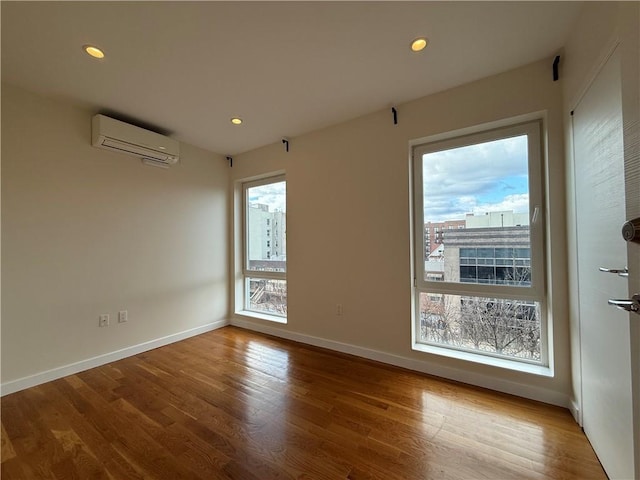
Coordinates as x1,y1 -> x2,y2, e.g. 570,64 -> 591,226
1,2 -> 639,479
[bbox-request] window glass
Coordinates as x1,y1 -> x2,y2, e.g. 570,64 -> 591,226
243,176 -> 287,319
418,292 -> 541,361
413,121 -> 545,365
421,135 -> 531,287
246,181 -> 286,273
246,278 -> 287,317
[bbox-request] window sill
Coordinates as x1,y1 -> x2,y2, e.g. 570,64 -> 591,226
235,310 -> 287,324
412,342 -> 553,377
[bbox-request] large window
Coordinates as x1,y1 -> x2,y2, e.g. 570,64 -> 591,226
412,121 -> 546,366
243,176 -> 287,318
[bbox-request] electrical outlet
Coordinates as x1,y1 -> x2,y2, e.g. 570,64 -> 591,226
336,304 -> 343,316
118,310 -> 128,323
99,314 -> 109,327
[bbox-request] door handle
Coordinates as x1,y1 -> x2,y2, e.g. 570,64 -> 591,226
622,217 -> 640,244
599,267 -> 629,277
608,294 -> 640,314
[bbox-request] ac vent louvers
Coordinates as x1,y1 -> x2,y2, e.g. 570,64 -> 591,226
142,157 -> 171,169
99,138 -> 174,162
91,114 -> 180,166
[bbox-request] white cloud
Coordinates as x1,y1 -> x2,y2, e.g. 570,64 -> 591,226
472,193 -> 530,216
422,135 -> 529,222
248,181 -> 287,212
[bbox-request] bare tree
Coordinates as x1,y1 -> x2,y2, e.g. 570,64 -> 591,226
420,294 -> 469,348
419,263 -> 540,360
459,297 -> 539,359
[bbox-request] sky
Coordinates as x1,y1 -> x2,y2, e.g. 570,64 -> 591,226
248,181 -> 287,212
422,135 -> 530,222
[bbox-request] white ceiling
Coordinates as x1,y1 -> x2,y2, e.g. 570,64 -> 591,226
1,2 -> 583,155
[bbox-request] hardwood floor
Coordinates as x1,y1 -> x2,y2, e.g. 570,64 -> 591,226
1,326 -> 605,479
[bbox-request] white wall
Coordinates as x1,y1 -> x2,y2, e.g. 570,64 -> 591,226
230,58 -> 571,406
562,0 -> 639,429
1,83 -> 229,392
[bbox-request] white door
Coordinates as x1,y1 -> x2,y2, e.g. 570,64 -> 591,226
573,46 -> 639,480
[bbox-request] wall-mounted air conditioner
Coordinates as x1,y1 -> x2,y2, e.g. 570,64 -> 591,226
91,114 -> 180,168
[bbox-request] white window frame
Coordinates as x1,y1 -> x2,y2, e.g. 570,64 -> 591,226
411,120 -> 549,373
241,174 -> 287,321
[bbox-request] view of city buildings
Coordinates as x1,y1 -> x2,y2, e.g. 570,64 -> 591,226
247,203 -> 287,268
423,219 -> 465,258
246,201 -> 287,316
420,210 -> 541,361
425,211 -> 531,284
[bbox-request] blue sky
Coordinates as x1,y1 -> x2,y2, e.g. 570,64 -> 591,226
422,135 -> 530,222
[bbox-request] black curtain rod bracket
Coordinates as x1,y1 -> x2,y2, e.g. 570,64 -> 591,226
553,55 -> 560,81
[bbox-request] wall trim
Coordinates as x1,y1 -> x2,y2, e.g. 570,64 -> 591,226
3,315 -> 571,410
570,398 -> 582,426
231,317 -> 570,408
1,319 -> 229,396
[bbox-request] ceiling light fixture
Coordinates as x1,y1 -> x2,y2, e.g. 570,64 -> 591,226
83,45 -> 105,59
230,117 -> 243,125
411,37 -> 428,52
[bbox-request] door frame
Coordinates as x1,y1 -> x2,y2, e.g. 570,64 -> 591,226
567,24 -> 640,479
567,35 -> 621,428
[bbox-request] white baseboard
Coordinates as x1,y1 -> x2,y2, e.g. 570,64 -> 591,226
1,319 -> 229,396
5,316 -> 570,410
231,317 -> 570,408
569,398 -> 582,426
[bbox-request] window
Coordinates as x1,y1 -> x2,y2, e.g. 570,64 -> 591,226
412,121 -> 546,367
243,176 -> 287,318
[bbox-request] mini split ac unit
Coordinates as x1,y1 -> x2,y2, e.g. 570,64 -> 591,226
91,114 -> 180,168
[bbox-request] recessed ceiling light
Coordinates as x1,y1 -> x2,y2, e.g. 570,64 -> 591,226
411,37 -> 428,52
231,117 -> 243,125
83,45 -> 105,59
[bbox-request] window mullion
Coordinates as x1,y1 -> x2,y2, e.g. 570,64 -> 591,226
243,270 -> 286,281
419,282 -> 541,302
413,148 -> 427,286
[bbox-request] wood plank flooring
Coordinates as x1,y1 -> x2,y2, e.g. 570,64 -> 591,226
1,326 -> 605,479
